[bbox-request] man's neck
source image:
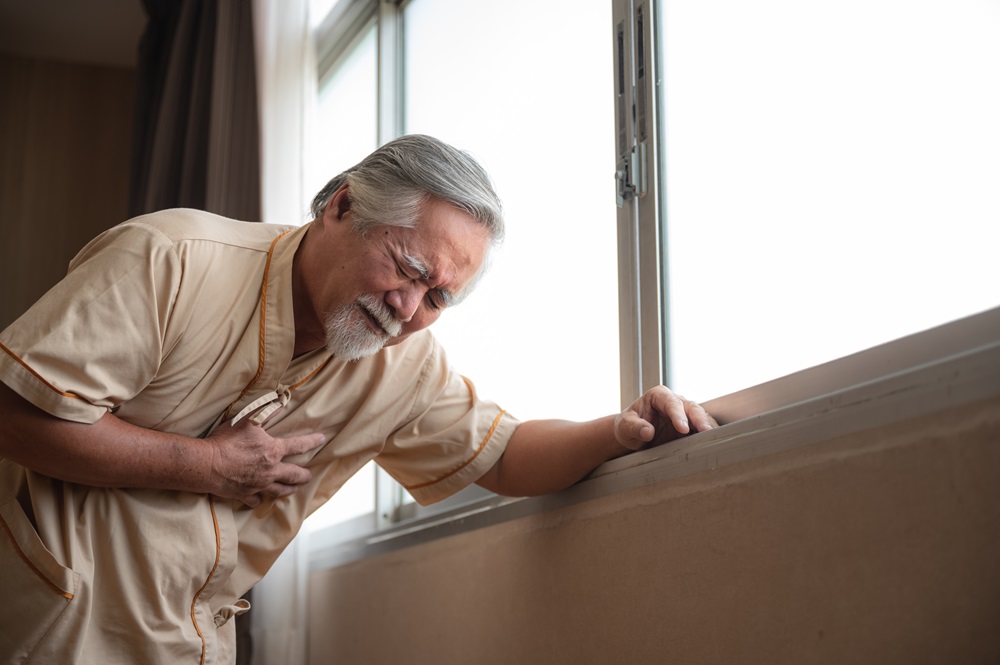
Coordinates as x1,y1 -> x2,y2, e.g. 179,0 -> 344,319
290,222 -> 325,358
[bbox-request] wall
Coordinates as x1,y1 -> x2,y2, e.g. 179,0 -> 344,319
0,53 -> 134,329
308,396 -> 1000,664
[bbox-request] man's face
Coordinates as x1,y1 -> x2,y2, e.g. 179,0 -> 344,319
296,188 -> 491,360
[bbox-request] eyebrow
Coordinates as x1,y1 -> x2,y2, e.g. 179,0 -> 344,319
403,252 -> 456,307
403,253 -> 430,280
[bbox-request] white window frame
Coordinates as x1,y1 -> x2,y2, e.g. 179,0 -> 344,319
612,0 -> 667,405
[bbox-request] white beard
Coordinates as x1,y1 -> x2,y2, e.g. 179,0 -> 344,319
324,294 -> 403,361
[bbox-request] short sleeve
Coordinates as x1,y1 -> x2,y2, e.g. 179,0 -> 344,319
375,339 -> 520,506
0,221 -> 181,424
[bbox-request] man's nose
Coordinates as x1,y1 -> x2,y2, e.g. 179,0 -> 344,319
385,285 -> 423,323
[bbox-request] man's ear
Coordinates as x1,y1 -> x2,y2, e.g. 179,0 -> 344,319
324,182 -> 352,223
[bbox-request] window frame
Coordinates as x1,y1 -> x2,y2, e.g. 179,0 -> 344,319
314,0 -> 377,79
612,0 -> 667,406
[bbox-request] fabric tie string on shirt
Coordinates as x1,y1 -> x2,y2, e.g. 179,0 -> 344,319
230,385 -> 291,426
213,599 -> 251,627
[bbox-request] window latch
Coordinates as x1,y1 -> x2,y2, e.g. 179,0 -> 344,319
616,141 -> 647,207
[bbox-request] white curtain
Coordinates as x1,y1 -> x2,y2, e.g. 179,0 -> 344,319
253,0 -> 316,226
250,1 -> 315,663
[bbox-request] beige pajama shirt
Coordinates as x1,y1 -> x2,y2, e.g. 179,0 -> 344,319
0,209 -> 517,664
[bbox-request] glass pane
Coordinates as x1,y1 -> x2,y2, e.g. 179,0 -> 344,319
403,0 -> 619,425
306,22 -> 378,206
661,0 -> 1000,400
304,21 -> 379,532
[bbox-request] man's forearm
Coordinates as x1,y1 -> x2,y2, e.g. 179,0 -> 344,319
475,386 -> 719,498
475,416 -> 627,497
0,382 -> 217,494
0,382 -> 323,506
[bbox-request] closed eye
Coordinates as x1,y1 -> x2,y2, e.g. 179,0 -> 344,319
426,289 -> 450,311
399,252 -> 453,309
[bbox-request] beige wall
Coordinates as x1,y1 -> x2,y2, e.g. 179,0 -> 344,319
309,397 -> 1000,664
0,54 -> 134,330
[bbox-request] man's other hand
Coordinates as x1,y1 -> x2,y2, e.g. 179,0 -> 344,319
205,417 -> 325,508
614,385 -> 718,452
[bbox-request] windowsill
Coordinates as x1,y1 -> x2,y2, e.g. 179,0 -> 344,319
308,306 -> 1000,571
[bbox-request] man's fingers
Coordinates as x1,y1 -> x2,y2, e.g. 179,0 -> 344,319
648,387 -> 690,435
240,479 -> 306,507
615,410 -> 655,449
240,494 -> 263,509
648,385 -> 720,434
279,432 -> 326,458
687,403 -> 718,432
270,434 -> 323,487
615,385 -> 720,456
675,393 -> 717,432
265,481 -> 302,497
628,414 -> 655,443
273,461 -> 312,488
239,478 -> 305,507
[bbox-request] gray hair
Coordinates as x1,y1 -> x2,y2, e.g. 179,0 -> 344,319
310,134 -> 504,245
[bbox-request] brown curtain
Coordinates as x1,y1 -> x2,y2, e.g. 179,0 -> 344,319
129,0 -> 261,221
129,2 -> 262,662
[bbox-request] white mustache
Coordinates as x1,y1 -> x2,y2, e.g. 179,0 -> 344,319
357,294 -> 403,337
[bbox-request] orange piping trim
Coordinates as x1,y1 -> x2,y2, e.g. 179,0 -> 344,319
190,496 -> 222,665
0,341 -> 83,400
406,409 -> 507,491
288,357 -> 332,390
0,513 -> 74,600
223,230 -> 292,419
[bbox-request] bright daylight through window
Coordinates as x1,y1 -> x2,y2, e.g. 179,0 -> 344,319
659,0 -> 1000,400
402,0 -> 619,425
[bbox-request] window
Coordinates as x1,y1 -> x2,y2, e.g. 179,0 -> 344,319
403,0 -> 619,424
311,20 -> 377,193
623,0 -> 1000,401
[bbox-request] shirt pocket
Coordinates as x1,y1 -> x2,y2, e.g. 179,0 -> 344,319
0,493 -> 82,663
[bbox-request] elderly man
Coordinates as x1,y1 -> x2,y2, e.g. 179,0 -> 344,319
0,135 -> 715,663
